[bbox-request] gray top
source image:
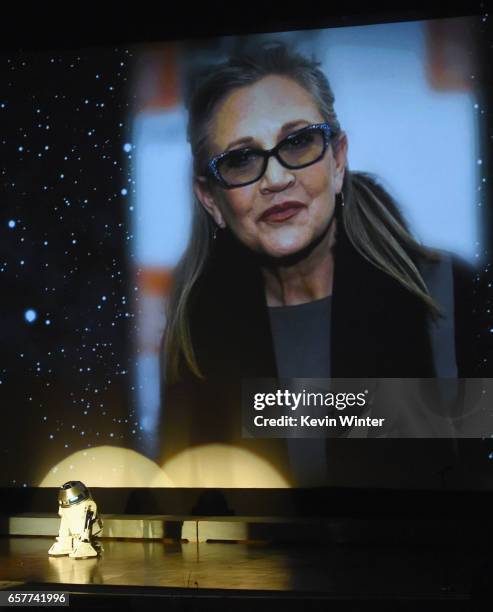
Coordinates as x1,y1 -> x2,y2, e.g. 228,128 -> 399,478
268,295 -> 332,379
268,295 -> 332,486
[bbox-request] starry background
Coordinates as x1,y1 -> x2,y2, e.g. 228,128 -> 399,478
0,20 -> 492,489
0,45 -> 140,486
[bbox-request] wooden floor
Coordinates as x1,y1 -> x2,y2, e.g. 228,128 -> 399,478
0,535 -> 487,597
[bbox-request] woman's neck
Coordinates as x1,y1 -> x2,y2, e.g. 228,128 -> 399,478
262,218 -> 336,307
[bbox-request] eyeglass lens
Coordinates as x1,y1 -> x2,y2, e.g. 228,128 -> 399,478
217,127 -> 326,187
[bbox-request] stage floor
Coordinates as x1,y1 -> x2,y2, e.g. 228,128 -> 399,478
0,535 -> 487,607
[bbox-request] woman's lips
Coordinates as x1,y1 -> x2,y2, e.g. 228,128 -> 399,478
258,202 -> 306,223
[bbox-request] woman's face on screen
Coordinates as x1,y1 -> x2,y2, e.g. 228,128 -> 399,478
195,75 -> 347,259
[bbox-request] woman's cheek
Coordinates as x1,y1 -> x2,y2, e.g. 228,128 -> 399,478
222,192 -> 253,225
306,171 -> 331,199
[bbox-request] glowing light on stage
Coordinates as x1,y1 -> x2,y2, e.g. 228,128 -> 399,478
162,444 -> 290,488
38,446 -> 174,487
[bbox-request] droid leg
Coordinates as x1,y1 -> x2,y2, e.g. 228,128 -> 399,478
69,507 -> 100,559
48,509 -> 75,556
69,538 -> 98,559
48,535 -> 74,556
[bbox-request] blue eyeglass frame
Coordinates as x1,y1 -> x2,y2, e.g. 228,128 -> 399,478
205,122 -> 333,189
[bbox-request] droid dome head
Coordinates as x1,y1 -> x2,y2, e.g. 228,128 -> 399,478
58,481 -> 91,507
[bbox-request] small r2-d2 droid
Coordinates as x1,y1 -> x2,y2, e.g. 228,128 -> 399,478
48,481 -> 103,559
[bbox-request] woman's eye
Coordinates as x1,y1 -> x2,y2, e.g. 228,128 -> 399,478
223,150 -> 257,168
285,132 -> 315,148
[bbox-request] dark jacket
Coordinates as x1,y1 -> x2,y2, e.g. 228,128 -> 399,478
157,216 -> 479,488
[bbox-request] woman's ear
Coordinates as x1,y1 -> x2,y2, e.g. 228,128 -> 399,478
194,176 -> 226,228
333,131 -> 348,193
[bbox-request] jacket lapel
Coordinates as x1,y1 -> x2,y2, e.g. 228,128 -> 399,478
330,222 -> 435,377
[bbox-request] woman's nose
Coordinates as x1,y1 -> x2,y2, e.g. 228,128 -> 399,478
259,155 -> 295,192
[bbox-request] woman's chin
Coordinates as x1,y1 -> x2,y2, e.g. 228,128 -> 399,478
253,224 -> 333,261
258,238 -> 312,260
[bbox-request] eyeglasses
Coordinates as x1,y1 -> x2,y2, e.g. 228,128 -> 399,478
205,122 -> 332,189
